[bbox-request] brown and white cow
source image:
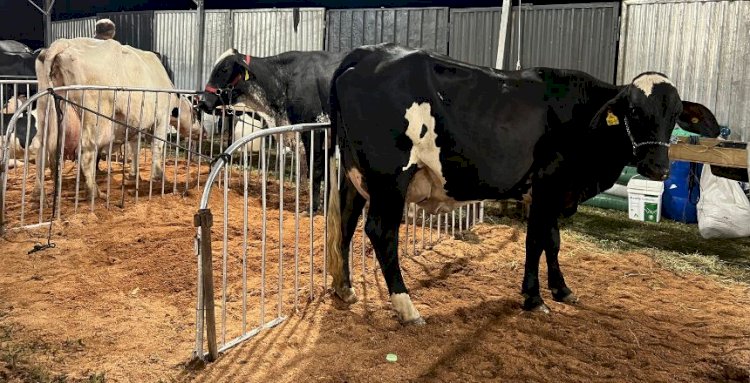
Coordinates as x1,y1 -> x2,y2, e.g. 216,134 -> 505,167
33,37 -> 203,203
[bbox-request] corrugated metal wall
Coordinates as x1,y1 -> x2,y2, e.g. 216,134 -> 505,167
618,0 -> 750,141
154,11 -> 197,90
449,3 -> 619,82
154,8 -> 325,90
202,10 -> 232,88
231,8 -> 326,57
326,8 -> 449,54
449,8 -> 502,67
50,17 -> 97,41
97,11 -> 154,51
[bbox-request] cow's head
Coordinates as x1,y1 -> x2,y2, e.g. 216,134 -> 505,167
198,49 -> 284,125
599,72 -> 716,181
171,95 -> 206,141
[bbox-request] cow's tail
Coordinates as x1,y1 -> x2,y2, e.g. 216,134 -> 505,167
325,148 -> 343,289
325,48 -> 370,290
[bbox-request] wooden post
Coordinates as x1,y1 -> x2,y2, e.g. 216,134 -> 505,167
669,137 -> 748,169
195,209 -> 218,361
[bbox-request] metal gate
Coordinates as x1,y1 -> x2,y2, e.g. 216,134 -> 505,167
192,124 -> 484,361
0,86 -> 216,233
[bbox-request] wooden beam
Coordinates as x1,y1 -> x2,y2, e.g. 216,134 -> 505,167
669,137 -> 748,169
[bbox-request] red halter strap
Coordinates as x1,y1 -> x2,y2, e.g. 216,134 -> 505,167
204,54 -> 252,93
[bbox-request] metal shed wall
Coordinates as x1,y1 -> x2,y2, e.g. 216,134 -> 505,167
448,8 -> 501,68
450,3 -> 620,83
202,10 -> 232,87
50,17 -> 97,41
618,0 -> 750,141
326,7 -> 449,54
97,11 -> 155,51
231,8 -> 326,57
154,11 -> 196,90
154,10 -> 233,90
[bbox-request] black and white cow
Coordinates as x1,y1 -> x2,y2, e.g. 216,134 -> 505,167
325,43 -> 718,324
198,48 -> 349,213
1,109 -> 40,169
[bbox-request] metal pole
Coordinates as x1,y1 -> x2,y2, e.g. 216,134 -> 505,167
194,0 -> 206,91
27,0 -> 54,46
516,0 -> 523,70
44,0 -> 53,46
495,0 -> 512,69
194,209 -> 218,362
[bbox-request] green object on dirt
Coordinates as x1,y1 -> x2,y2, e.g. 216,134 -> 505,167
386,353 -> 398,363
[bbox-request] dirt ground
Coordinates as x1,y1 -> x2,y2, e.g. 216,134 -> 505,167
1,175 -> 750,382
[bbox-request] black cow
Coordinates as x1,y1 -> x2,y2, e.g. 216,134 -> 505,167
198,48 -> 348,213
1,41 -> 40,106
325,43 -> 717,324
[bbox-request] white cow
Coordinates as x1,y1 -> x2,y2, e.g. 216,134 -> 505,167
34,37 -> 203,203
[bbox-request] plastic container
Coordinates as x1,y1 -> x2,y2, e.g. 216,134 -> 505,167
662,160 -> 702,223
627,175 -> 664,222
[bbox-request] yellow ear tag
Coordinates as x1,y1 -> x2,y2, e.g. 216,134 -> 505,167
606,111 -> 619,126
244,70 -> 250,81
691,117 -> 699,124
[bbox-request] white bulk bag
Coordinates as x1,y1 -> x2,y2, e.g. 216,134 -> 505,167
697,165 -> 750,239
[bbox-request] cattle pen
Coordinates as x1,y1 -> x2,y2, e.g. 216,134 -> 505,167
2,0 -> 750,381
0,83 -> 487,368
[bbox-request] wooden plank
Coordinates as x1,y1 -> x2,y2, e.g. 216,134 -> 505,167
669,137 -> 748,168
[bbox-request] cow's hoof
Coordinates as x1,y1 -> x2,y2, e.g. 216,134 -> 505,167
522,296 -> 550,313
402,316 -> 426,326
334,286 -> 358,304
552,287 -> 578,305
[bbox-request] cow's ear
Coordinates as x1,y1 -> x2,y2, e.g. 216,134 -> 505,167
676,101 -> 720,138
236,54 -> 250,71
590,97 -> 623,129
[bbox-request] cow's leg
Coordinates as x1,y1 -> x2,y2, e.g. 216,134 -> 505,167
151,126 -> 166,181
545,220 -> 577,304
123,140 -> 139,185
365,195 -> 424,325
79,140 -> 103,200
521,199 -> 554,313
332,175 -> 366,302
311,130 -> 326,213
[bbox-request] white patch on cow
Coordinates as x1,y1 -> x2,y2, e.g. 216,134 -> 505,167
633,74 -> 673,97
315,113 -> 330,123
401,102 -> 475,214
2,95 -> 27,114
214,48 -> 236,67
391,293 -> 421,323
402,102 -> 442,177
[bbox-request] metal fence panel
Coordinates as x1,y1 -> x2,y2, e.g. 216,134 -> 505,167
618,0 -> 750,141
51,17 -> 97,41
97,11 -> 155,51
231,8 -> 325,57
326,8 -> 449,54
